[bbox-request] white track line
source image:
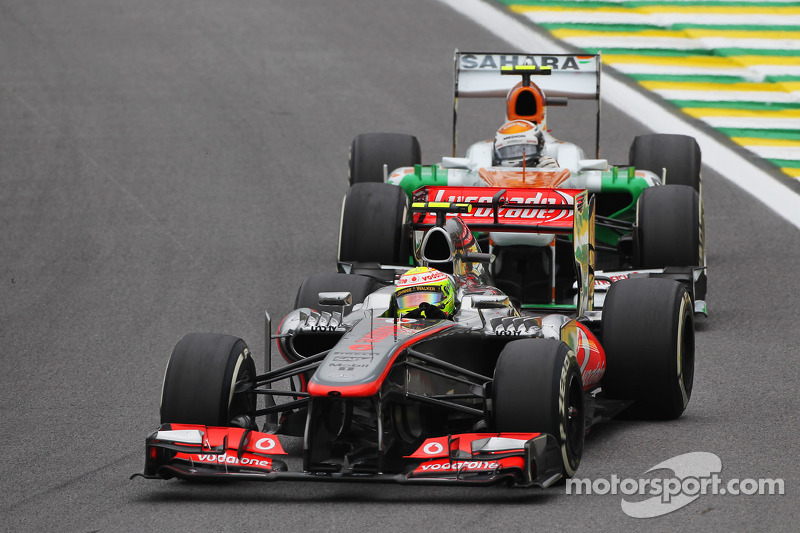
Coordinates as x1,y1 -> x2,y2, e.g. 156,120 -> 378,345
437,0 -> 800,231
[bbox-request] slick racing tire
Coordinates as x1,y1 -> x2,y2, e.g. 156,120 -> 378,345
601,278 -> 695,420
339,182 -> 410,265
294,272 -> 380,314
492,339 -> 584,478
349,132 -> 421,185
160,333 -> 256,428
629,133 -> 701,193
635,184 -> 703,269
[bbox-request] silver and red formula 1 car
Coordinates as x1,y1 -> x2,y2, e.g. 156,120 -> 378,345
134,185 -> 697,488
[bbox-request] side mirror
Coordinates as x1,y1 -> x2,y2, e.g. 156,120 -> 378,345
471,295 -> 512,330
577,159 -> 608,171
472,295 -> 510,309
441,157 -> 472,169
318,292 -> 352,307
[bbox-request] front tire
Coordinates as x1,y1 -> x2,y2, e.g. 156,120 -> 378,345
160,333 -> 256,427
601,278 -> 695,419
492,339 -> 584,478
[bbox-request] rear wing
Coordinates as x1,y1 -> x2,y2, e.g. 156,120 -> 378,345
452,51 -> 602,157
411,186 -> 596,314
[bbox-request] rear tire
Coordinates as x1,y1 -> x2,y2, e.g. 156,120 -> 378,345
601,278 -> 694,419
161,333 -> 256,427
630,133 -> 701,192
349,133 -> 421,185
492,339 -> 584,477
338,182 -> 410,265
635,184 -> 702,268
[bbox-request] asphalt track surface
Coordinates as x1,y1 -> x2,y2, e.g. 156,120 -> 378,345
1,1 -> 798,531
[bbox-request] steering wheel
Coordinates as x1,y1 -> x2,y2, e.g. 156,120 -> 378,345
403,302 -> 449,320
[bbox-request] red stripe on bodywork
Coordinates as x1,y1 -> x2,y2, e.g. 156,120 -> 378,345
164,424 -> 288,455
576,321 -> 606,390
406,432 -> 541,459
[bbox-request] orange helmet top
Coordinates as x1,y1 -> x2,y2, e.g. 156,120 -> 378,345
505,81 -> 546,125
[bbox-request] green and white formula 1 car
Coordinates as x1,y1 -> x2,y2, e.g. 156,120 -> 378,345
346,51 -> 706,313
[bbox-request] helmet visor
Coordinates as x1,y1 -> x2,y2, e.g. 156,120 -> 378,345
496,143 -> 539,162
396,287 -> 444,311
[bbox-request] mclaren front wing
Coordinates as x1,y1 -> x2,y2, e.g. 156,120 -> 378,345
133,424 -> 566,488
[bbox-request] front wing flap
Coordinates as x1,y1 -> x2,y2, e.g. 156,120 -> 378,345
403,432 -> 564,488
134,423 -> 289,480
133,425 -> 564,488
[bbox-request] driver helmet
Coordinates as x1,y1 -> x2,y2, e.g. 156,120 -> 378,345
394,267 -> 456,317
494,120 -> 544,167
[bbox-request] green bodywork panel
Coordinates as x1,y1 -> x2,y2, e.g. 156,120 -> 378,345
595,167 -> 650,245
394,165 -> 450,197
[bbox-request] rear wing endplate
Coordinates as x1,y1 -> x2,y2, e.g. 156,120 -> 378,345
452,51 -> 602,157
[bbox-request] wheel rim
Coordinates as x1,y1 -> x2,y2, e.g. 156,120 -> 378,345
676,294 -> 695,407
228,354 -> 256,426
